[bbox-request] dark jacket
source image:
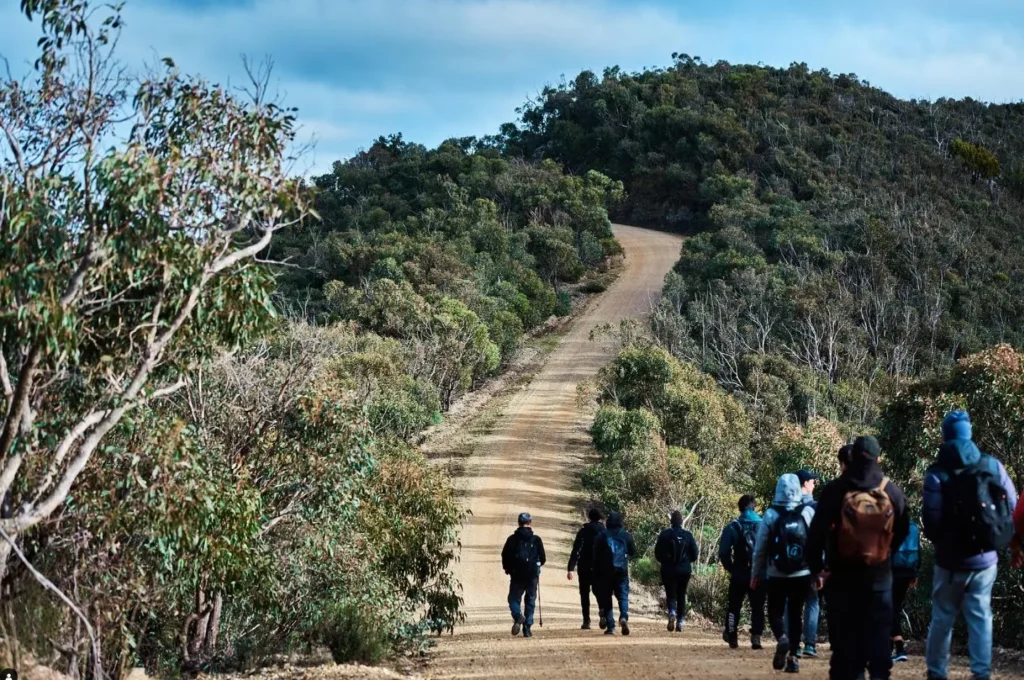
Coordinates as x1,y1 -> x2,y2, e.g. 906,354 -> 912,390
654,525 -> 699,576
718,509 -> 766,580
501,527 -> 546,581
568,520 -> 604,576
807,457 -> 909,584
922,438 -> 1017,571
593,517 -> 636,581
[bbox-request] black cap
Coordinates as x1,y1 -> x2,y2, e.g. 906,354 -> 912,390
853,435 -> 882,460
795,469 -> 820,484
518,512 -> 532,525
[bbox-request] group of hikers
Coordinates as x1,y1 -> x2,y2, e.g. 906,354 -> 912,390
503,409 -> 1024,679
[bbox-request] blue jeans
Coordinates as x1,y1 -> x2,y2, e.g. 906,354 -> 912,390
926,564 -> 997,680
508,578 -> 538,626
599,576 -> 630,628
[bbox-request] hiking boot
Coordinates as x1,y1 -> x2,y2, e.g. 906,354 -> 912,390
785,656 -> 800,673
511,615 -> 524,636
803,645 -> 818,658
620,618 -> 630,636
722,629 -> 730,643
728,631 -> 739,649
676,618 -> 684,632
581,620 -> 591,630
773,636 -> 790,670
604,627 -> 616,635
523,625 -> 533,638
667,615 -> 676,632
751,634 -> 762,650
599,614 -> 608,630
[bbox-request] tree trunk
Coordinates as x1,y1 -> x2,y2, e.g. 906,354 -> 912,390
203,591 -> 222,655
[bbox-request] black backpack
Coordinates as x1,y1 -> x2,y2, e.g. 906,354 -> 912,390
514,535 -> 541,579
732,520 -> 758,570
770,507 -> 809,574
667,528 -> 689,566
938,455 -> 1014,556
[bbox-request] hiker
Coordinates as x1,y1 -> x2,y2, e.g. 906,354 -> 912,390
793,469 -> 822,659
655,509 -> 699,632
567,507 -> 605,630
922,410 -> 1017,680
501,512 -> 547,638
593,510 -> 636,635
807,435 -> 909,680
890,520 -> 921,663
838,443 -> 853,474
719,494 -> 768,650
752,473 -> 816,674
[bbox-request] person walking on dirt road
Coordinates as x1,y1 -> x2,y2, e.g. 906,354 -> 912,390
792,469 -> 822,659
655,509 -> 699,632
807,435 -> 909,680
752,474 -> 816,674
501,512 -> 547,638
719,494 -> 767,650
594,510 -> 636,636
568,507 -> 606,630
923,411 -> 1017,680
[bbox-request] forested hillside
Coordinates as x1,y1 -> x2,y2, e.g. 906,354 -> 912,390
528,58 -> 1024,645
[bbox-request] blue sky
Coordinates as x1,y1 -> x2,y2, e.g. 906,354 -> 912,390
2,0 -> 1022,175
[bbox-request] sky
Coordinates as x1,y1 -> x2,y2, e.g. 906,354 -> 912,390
2,0 -> 1022,175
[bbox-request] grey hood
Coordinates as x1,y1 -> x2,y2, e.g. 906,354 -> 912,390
772,473 -> 803,510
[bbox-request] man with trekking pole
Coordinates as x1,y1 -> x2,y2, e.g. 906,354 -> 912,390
502,512 -> 547,638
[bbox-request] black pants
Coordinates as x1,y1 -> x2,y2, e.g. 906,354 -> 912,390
726,576 -> 767,636
890,575 -> 913,639
662,572 -> 691,618
768,576 -> 811,652
826,574 -> 894,680
578,573 -> 600,623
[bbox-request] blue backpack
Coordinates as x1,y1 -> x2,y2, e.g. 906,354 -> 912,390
892,522 -> 920,572
606,531 -> 629,576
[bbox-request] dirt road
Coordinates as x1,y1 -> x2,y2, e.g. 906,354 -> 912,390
426,224 -> 998,680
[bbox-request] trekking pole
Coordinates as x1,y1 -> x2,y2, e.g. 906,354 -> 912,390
537,563 -> 544,627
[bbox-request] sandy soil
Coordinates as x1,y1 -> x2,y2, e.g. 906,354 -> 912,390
425,224 -> 1012,680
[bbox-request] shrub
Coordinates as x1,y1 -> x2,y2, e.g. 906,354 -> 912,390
555,289 -> 573,317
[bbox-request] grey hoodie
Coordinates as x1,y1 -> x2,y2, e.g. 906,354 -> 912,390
752,474 -> 815,579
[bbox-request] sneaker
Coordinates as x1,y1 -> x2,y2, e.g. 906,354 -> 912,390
667,615 -> 676,632
803,645 -> 818,658
523,625 -> 532,638
794,647 -> 803,659
785,656 -> 800,674
511,615 -> 523,636
581,621 -> 591,630
773,636 -> 790,670
620,618 -> 630,636
892,640 -> 907,662
751,634 -> 762,650
676,618 -> 685,632
604,627 -> 616,635
599,615 -> 608,631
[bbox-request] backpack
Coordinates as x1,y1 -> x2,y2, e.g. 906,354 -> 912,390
606,531 -> 630,577
770,507 -> 809,574
837,480 -> 895,567
732,520 -> 758,570
892,522 -> 921,572
514,535 -> 540,579
667,528 -> 689,566
939,455 -> 1014,556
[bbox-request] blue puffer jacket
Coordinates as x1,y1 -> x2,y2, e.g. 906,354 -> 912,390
922,438 -> 1018,571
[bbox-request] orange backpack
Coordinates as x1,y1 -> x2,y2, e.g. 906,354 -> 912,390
837,480 -> 895,566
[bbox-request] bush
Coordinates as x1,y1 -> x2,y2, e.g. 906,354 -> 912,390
318,603 -> 391,665
581,278 -> 609,294
590,406 -> 660,455
555,289 -> 573,317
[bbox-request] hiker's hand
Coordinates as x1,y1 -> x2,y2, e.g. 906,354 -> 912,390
567,571 -> 574,581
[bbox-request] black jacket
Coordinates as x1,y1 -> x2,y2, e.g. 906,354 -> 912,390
568,520 -> 604,576
806,458 -> 909,585
654,525 -> 699,576
592,527 -> 636,580
501,527 -> 546,581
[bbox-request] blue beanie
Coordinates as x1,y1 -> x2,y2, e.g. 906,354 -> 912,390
942,410 -> 972,442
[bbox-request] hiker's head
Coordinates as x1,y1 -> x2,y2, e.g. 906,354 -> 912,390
795,468 -> 820,494
588,507 -> 603,523
837,444 -> 853,473
606,511 -> 624,529
738,494 -> 756,513
773,473 -> 803,507
942,410 -> 972,442
670,510 -> 684,527
517,512 -> 533,527
852,435 -> 882,463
